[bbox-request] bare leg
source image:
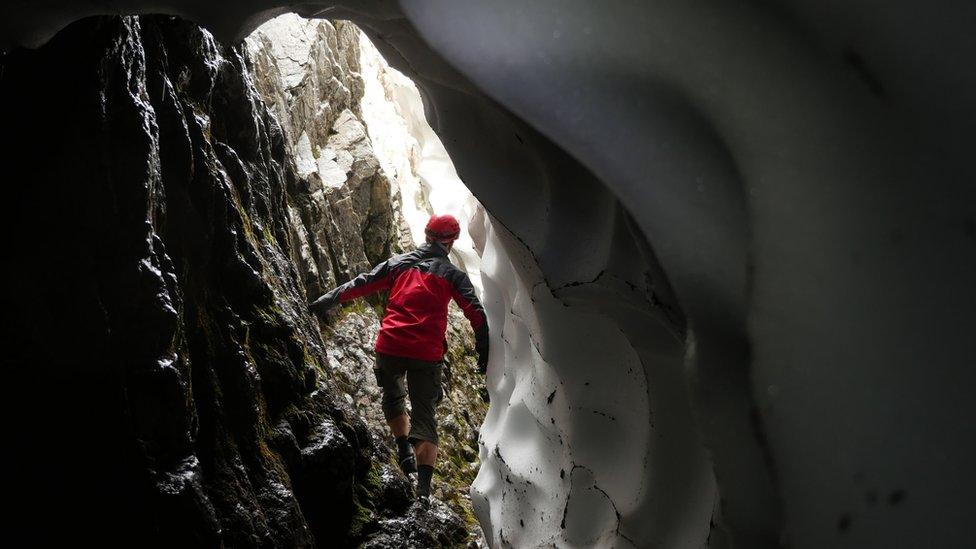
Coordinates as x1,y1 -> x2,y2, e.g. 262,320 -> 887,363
388,413 -> 409,438
414,441 -> 438,466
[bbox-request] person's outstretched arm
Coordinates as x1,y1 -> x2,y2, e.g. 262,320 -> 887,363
449,270 -> 490,374
309,259 -> 393,316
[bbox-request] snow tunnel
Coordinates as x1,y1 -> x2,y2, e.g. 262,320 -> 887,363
1,1 -> 974,548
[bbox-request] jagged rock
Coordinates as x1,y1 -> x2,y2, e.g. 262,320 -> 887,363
247,18 -> 400,287
0,15 -> 391,547
324,193 -> 371,278
362,498 -> 469,549
245,15 -> 363,149
376,463 -> 414,514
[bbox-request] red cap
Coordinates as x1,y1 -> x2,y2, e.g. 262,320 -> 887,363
425,214 -> 461,243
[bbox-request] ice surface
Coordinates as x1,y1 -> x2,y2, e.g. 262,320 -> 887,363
469,208 -> 716,547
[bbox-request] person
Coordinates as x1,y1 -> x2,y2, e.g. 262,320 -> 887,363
309,214 -> 489,506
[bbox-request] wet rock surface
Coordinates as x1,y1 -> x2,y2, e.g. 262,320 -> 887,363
1,14 -> 477,548
363,498 -> 470,549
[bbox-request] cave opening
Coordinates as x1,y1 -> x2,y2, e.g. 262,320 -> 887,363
0,9 -> 704,546
5,2 -> 975,548
242,13 -> 708,548
244,12 -> 492,543
0,8 -> 705,548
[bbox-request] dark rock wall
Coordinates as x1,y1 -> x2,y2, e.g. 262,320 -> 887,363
0,16 -> 408,547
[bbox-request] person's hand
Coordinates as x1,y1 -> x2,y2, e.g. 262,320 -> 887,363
313,306 -> 340,325
308,294 -> 337,320
325,307 -> 341,323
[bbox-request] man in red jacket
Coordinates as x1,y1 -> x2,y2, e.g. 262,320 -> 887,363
309,214 -> 489,505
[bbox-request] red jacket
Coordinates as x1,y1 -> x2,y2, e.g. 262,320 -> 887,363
311,243 -> 489,365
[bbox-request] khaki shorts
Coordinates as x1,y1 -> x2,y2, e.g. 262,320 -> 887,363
373,353 -> 444,445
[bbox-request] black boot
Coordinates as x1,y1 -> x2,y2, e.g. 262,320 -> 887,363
415,464 -> 434,508
396,436 -> 417,474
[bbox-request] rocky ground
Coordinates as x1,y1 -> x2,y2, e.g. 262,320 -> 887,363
322,300 -> 490,547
